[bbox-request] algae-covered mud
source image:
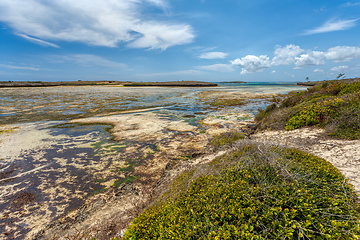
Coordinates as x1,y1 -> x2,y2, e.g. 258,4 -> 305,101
0,83 -> 307,239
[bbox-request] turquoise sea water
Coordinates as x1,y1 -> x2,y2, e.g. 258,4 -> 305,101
0,83 -> 306,124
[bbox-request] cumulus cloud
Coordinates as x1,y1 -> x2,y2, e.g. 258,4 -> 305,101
325,46 -> 360,62
294,51 -> 326,68
231,55 -> 271,74
199,52 -> 228,59
272,44 -> 304,65
0,0 -> 194,49
231,44 -> 360,74
314,69 -> 324,73
331,66 -> 349,72
197,64 -> 234,72
303,19 -> 358,35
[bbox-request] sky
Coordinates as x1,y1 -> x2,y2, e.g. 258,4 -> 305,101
1,0 -> 360,82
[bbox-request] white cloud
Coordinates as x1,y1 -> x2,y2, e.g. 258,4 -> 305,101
17,34 -> 60,48
271,70 -> 276,73
325,46 -> 360,62
0,0 -> 194,49
0,64 -> 40,71
272,44 -> 304,65
294,51 -> 326,68
341,2 -> 360,7
303,19 -> 358,35
127,22 -> 194,50
232,44 -> 360,74
231,55 -> 271,74
314,69 -> 324,73
59,54 -> 128,69
197,64 -> 234,72
199,52 -> 228,59
331,66 -> 349,72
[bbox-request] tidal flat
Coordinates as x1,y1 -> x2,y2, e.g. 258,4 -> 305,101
0,83 -> 307,239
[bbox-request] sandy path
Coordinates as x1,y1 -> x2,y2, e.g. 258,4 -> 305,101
253,127 -> 360,195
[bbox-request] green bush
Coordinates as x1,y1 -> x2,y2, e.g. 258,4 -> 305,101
339,81 -> 360,95
255,103 -> 277,122
285,97 -> 345,130
124,143 -> 360,239
210,132 -> 245,148
255,79 -> 360,139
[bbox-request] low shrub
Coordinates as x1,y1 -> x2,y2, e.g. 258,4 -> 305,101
255,103 -> 277,122
285,97 -> 345,130
124,142 -> 360,239
255,79 -> 360,139
210,132 -> 245,148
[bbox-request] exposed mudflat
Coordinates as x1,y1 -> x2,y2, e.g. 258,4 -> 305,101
0,84 -> 308,239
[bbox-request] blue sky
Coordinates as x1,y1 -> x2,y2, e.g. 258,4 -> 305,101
1,0 -> 360,82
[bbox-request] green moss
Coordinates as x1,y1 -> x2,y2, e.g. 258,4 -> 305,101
112,176 -> 138,188
124,144 -> 360,239
118,159 -> 137,172
0,126 -> 19,135
93,188 -> 107,195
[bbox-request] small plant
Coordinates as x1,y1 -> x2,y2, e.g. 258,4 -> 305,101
210,132 -> 245,148
255,103 -> 277,122
112,176 -> 138,188
336,73 -> 346,80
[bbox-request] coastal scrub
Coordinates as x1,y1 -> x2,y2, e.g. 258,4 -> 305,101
255,78 -> 360,139
123,141 -> 360,239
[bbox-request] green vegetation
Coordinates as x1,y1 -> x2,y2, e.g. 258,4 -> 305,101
255,79 -> 360,139
118,159 -> 138,172
93,187 -> 107,195
210,131 -> 245,148
0,125 -> 19,135
112,176 -> 138,188
124,142 -> 360,239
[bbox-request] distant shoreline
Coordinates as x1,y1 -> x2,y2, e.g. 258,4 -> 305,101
0,80 -> 218,88
220,81 -> 247,83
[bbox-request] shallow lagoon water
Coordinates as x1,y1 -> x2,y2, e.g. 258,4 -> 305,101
0,83 -> 307,239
